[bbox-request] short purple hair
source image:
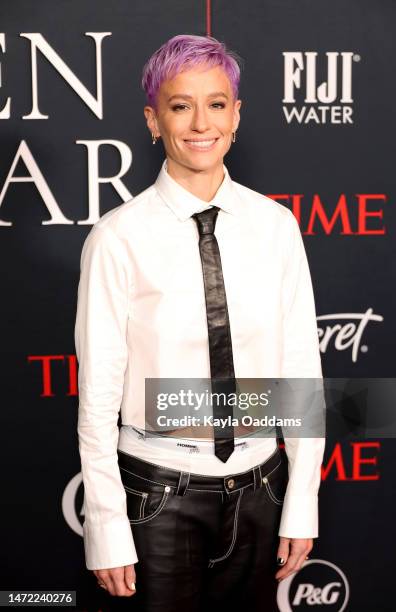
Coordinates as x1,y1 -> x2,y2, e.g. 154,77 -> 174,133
141,34 -> 243,110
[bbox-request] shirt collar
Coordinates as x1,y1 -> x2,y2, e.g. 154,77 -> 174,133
154,158 -> 237,222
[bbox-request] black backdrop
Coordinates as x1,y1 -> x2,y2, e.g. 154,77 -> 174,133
1,1 -> 395,610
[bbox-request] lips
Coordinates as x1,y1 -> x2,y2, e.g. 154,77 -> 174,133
184,138 -> 219,150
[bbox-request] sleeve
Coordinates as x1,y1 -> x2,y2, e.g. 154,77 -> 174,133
277,210 -> 326,539
74,223 -> 139,569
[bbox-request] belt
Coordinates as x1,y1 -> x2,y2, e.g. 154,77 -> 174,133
117,445 -> 283,495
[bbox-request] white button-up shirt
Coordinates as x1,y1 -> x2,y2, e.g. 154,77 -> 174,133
75,158 -> 326,570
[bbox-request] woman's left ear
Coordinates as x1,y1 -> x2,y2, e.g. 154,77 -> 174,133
233,100 -> 242,130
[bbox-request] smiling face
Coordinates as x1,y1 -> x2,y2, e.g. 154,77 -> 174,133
144,64 -> 241,174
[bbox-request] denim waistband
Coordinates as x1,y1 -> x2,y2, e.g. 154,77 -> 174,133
117,445 -> 283,495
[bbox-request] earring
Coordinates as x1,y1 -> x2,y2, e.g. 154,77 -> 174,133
151,133 -> 157,145
232,131 -> 236,143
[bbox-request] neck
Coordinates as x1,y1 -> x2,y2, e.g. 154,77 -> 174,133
165,157 -> 225,203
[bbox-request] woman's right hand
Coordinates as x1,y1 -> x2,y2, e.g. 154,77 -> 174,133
93,564 -> 136,597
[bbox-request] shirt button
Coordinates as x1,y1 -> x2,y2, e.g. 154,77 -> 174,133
262,477 -> 268,484
164,486 -> 171,493
227,478 -> 235,489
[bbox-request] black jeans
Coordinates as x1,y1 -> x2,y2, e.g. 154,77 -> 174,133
117,446 -> 288,612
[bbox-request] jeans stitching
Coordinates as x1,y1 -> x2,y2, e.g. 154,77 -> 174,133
121,466 -> 224,493
140,495 -> 146,518
123,485 -> 149,519
262,458 -> 284,504
265,459 -> 282,479
264,481 -> 284,505
183,472 -> 191,496
123,485 -> 146,497
176,472 -> 183,496
119,449 -> 281,493
187,488 -> 223,494
128,489 -> 170,525
208,488 -> 244,567
120,466 -> 174,487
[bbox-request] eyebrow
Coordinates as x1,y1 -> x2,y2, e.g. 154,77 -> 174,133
167,92 -> 229,102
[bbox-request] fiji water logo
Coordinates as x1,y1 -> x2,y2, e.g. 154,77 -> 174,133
283,51 -> 361,124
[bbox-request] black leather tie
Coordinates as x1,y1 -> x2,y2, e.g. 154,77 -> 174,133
192,206 -> 235,463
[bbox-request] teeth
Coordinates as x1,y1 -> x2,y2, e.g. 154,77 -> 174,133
185,139 -> 216,148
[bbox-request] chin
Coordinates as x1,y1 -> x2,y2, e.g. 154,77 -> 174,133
185,155 -> 223,171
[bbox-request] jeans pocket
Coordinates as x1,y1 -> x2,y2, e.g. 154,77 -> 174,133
262,459 -> 288,506
124,483 -> 171,525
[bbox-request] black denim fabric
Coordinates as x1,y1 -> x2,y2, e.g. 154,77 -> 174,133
117,446 -> 288,612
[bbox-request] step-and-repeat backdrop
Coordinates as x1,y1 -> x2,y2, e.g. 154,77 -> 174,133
1,1 -> 395,610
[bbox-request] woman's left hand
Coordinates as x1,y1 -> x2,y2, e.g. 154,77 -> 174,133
275,537 -> 313,581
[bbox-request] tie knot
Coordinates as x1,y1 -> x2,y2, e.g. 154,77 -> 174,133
192,206 -> 219,235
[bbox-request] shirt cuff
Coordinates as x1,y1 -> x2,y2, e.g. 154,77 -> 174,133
83,516 -> 139,570
278,493 -> 319,539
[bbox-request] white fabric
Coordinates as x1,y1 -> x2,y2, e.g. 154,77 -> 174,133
119,424 -> 281,473
75,158 -> 326,570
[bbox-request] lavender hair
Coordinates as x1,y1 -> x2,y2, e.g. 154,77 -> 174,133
141,34 -> 243,110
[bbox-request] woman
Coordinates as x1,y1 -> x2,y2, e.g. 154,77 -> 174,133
75,34 -> 325,611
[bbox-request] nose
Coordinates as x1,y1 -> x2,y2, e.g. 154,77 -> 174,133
190,104 -> 210,132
